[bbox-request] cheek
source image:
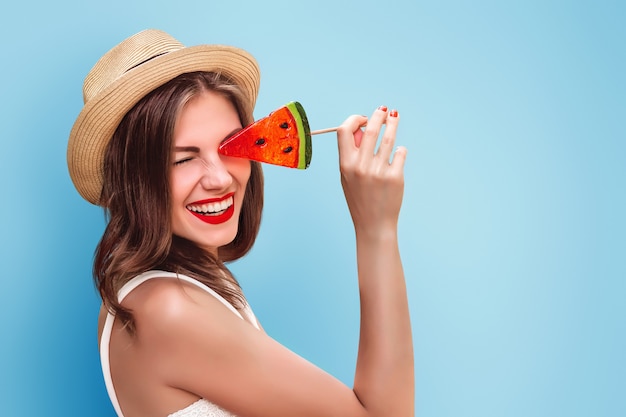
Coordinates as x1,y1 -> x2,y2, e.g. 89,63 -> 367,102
168,172 -> 192,210
242,161 -> 252,185
226,158 -> 251,186
169,168 -> 198,193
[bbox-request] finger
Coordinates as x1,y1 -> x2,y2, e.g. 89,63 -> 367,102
359,106 -> 389,157
336,114 -> 368,157
376,109 -> 399,163
389,145 -> 408,175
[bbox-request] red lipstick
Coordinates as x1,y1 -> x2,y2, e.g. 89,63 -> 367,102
188,193 -> 235,225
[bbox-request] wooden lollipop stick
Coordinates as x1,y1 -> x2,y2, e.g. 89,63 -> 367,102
310,126 -> 339,135
311,123 -> 369,136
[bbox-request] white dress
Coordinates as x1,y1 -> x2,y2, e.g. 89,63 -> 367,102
100,270 -> 260,417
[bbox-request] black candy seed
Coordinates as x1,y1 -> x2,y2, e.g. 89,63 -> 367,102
279,122 -> 289,129
255,138 -> 266,145
283,146 -> 293,153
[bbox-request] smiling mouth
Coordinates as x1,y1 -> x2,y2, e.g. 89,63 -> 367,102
186,196 -> 234,216
186,194 -> 235,225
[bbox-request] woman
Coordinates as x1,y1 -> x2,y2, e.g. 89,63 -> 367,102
68,29 -> 413,417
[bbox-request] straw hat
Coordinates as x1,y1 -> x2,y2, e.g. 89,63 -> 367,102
67,29 -> 261,205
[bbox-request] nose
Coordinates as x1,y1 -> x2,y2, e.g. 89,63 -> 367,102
198,156 -> 233,190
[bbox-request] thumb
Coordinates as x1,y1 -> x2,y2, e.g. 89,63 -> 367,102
336,115 -> 368,154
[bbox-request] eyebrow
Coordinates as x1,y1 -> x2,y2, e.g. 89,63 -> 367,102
173,145 -> 200,153
173,128 -> 243,153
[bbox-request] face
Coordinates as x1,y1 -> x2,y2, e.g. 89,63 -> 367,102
170,90 -> 251,255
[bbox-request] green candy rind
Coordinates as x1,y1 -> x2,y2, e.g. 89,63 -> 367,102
286,101 -> 312,169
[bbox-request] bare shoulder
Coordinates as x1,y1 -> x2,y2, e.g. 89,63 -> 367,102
96,279 -> 193,345
122,277 -> 238,337
118,276 -> 263,385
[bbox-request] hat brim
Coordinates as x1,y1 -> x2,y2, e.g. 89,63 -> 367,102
68,44 -> 260,205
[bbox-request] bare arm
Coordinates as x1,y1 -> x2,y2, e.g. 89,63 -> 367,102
338,107 -> 414,416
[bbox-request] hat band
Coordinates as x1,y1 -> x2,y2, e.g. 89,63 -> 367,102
126,52 -> 169,73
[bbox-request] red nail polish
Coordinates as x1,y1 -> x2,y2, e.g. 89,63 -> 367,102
389,109 -> 398,117
378,105 -> 388,112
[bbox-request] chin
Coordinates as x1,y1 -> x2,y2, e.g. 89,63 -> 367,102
171,207 -> 242,255
196,224 -> 240,254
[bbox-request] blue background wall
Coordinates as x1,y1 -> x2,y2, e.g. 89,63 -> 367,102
1,0 -> 624,415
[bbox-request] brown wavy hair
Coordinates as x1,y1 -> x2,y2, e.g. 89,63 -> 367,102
94,71 -> 264,331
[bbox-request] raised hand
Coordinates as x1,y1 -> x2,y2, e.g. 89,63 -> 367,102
336,106 -> 407,238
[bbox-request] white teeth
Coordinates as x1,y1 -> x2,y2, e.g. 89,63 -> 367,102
187,196 -> 233,215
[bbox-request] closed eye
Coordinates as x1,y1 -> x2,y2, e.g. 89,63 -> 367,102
173,157 -> 195,166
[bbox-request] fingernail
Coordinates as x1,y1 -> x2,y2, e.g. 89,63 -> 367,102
378,105 -> 388,112
389,109 -> 399,117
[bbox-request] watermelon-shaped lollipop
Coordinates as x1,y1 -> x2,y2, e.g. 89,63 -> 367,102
219,101 -> 312,169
